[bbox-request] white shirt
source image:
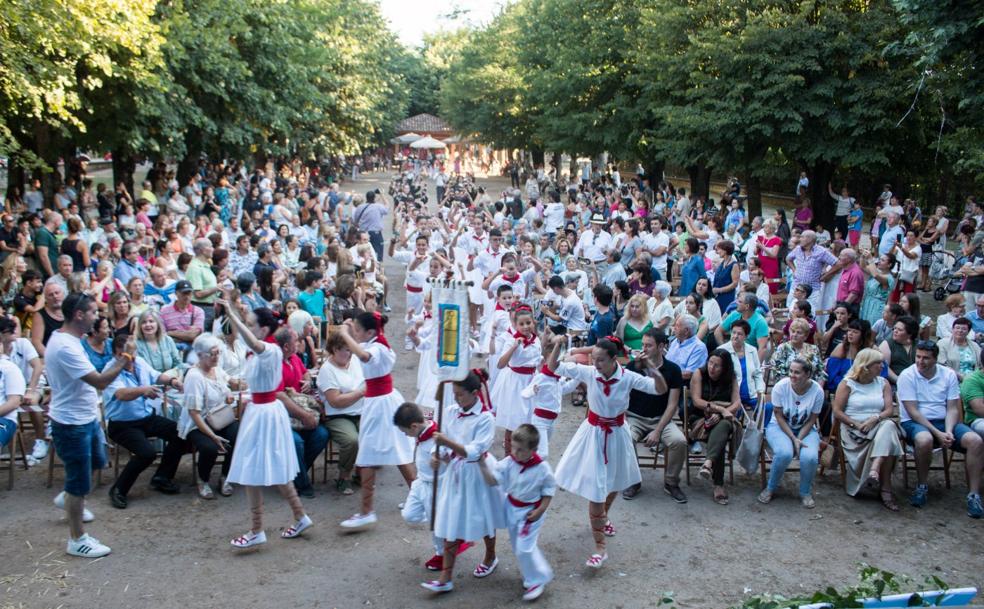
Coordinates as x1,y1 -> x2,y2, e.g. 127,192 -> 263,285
545,291 -> 588,331
543,203 -> 566,233
45,331 -> 99,425
574,229 -> 613,262
6,337 -> 39,386
178,366 -> 232,438
771,378 -> 823,430
897,364 -> 960,422
556,362 -> 659,417
317,356 -> 365,416
0,358 -> 26,422
643,231 -> 670,270
647,298 -> 674,329
492,457 -> 557,505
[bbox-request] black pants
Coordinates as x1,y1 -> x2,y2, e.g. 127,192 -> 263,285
436,186 -> 446,204
368,231 -> 384,262
835,215 -> 849,240
186,421 -> 240,483
107,415 -> 189,496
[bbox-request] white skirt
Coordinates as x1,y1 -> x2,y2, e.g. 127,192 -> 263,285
491,368 -> 534,431
227,400 -> 299,486
554,418 -> 641,503
355,391 -> 414,467
434,455 -> 505,541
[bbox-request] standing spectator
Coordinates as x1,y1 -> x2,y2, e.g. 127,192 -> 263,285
827,183 -> 855,239
34,211 -> 62,279
353,190 -> 388,262
834,249 -> 864,304
785,230 -> 837,313
858,251 -> 897,326
46,293 -> 136,558
187,238 -> 221,330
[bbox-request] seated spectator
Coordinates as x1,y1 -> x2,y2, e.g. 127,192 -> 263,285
759,358 -> 823,509
898,340 -> 983,517
936,294 -> 972,341
127,276 -> 149,318
0,339 -> 26,457
622,329 -> 686,502
938,317 -> 981,382
715,292 -> 770,361
781,300 -> 817,344
13,269 -> 43,334
666,314 -> 708,382
103,338 -> 188,509
719,319 -> 765,408
237,271 -> 270,312
317,331 -> 365,495
831,348 -> 903,510
179,334 -> 241,499
114,242 -> 148,287
615,294 -> 652,355
160,280 -> 205,351
770,319 -> 826,385
144,266 -> 176,308
646,280 -> 673,333
690,348 -> 741,505
879,315 -> 918,385
960,351 -> 984,439
820,302 -> 857,357
134,310 -> 183,377
106,291 -> 134,340
287,310 -> 319,370
81,316 -> 114,372
31,281 -> 65,356
679,292 -> 710,341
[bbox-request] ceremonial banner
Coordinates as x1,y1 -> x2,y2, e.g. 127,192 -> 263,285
430,280 -> 471,382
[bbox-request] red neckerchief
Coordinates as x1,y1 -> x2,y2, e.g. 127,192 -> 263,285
473,233 -> 486,243
540,364 -> 560,380
513,452 -> 543,473
501,273 -> 521,283
495,302 -> 506,311
424,310 -> 432,319
457,405 -> 480,419
417,420 -> 437,445
512,330 -> 536,348
595,366 -> 622,396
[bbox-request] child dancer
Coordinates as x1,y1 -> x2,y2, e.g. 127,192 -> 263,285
489,304 -> 541,456
486,285 -> 515,388
220,304 -> 313,548
423,370 -> 502,594
545,334 -> 667,568
485,424 -> 555,601
394,402 -> 471,571
338,312 -> 417,530
521,357 -> 578,459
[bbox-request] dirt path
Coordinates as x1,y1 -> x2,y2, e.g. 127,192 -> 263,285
1,171 -> 977,609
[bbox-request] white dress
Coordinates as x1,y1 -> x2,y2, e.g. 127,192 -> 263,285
413,316 -> 456,412
490,333 -> 542,431
553,362 -> 659,502
227,346 -> 300,486
434,403 -> 505,541
354,339 -> 414,467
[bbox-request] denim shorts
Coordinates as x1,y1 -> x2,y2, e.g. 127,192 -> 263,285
0,417 -> 17,447
900,419 -> 973,453
50,419 -> 108,496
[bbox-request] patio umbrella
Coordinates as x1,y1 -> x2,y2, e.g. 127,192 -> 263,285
394,132 -> 422,144
409,136 -> 447,149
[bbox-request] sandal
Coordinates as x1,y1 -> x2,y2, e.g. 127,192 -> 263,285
335,478 -> 354,495
865,470 -> 880,488
880,490 -> 900,512
713,489 -> 729,505
698,461 -> 712,481
585,553 -> 608,569
281,514 -> 313,538
472,557 -> 498,578
602,520 -> 616,537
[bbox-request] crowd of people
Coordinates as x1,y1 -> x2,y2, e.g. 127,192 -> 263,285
1,159 -> 984,601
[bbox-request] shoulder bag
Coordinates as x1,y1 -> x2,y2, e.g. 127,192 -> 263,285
735,402 -> 765,475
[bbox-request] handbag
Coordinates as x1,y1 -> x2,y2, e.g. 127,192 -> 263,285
735,403 -> 765,474
688,416 -> 711,443
289,393 -> 322,431
205,402 -> 236,431
899,268 -> 917,284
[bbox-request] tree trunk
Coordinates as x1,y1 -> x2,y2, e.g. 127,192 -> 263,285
111,149 -> 137,195
32,122 -> 61,205
529,147 -> 545,168
176,152 -> 200,188
687,162 -> 712,200
745,174 -> 763,219
551,152 -> 561,180
807,160 -> 836,231
644,158 -> 665,187
5,159 -> 26,203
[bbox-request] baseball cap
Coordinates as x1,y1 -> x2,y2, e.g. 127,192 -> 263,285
175,280 -> 193,292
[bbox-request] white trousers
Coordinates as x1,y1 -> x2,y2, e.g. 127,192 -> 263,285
506,503 -> 553,588
402,479 -> 443,555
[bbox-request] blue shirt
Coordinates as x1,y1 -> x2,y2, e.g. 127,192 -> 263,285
114,259 -> 148,286
666,336 -> 708,374
679,256 -> 707,299
103,356 -> 159,422
878,225 -> 904,256
968,311 -> 984,335
587,308 -> 617,346
144,281 -> 177,307
81,337 -> 114,372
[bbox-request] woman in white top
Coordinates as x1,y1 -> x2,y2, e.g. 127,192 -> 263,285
220,304 -> 312,549
316,332 -> 366,495
758,358 -> 823,509
337,311 -> 416,530
546,335 -> 667,569
718,319 -> 765,408
831,348 -> 902,510
180,334 -> 242,499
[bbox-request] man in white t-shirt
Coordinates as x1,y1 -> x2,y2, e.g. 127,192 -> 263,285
643,218 -> 672,279
542,192 -> 566,239
45,292 -> 137,558
0,349 -> 26,466
897,341 -> 983,517
541,275 -> 588,333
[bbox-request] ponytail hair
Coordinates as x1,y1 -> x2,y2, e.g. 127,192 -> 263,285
252,307 -> 280,337
455,368 -> 489,394
596,335 -> 626,358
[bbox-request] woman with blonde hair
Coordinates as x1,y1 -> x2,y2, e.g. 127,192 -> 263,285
615,293 -> 652,354
134,309 -> 183,377
831,348 -> 903,510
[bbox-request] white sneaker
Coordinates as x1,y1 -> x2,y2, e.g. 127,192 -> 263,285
523,584 -> 545,601
281,514 -> 313,538
53,491 -> 95,523
31,439 -> 49,461
231,530 -> 267,548
339,512 -> 378,530
67,534 -> 111,558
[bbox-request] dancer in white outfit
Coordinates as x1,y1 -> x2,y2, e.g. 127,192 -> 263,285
522,363 -> 578,458
220,305 -> 312,549
486,424 -> 555,602
422,370 -> 503,595
489,304 -> 541,455
338,311 -> 417,530
545,334 -> 667,569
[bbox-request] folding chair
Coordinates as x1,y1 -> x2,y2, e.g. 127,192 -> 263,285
320,439 -> 341,483
1,423 -> 30,490
758,393 -> 803,489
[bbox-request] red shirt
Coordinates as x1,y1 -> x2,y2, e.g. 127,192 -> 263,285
837,263 -> 865,302
277,353 -> 306,392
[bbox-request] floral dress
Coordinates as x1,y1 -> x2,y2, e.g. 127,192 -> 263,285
769,342 -> 826,385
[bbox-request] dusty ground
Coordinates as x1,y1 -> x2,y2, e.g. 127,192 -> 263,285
1,171 -> 978,609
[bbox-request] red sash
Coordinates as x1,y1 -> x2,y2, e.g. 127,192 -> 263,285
508,495 -> 542,509
406,285 -> 423,293
586,410 -> 625,464
510,366 -> 535,375
532,408 -> 558,420
252,390 -> 278,405
365,375 -> 394,397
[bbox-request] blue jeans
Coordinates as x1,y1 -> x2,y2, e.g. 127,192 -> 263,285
0,418 -> 17,447
293,426 -> 329,491
50,420 -> 108,497
765,423 -> 819,496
